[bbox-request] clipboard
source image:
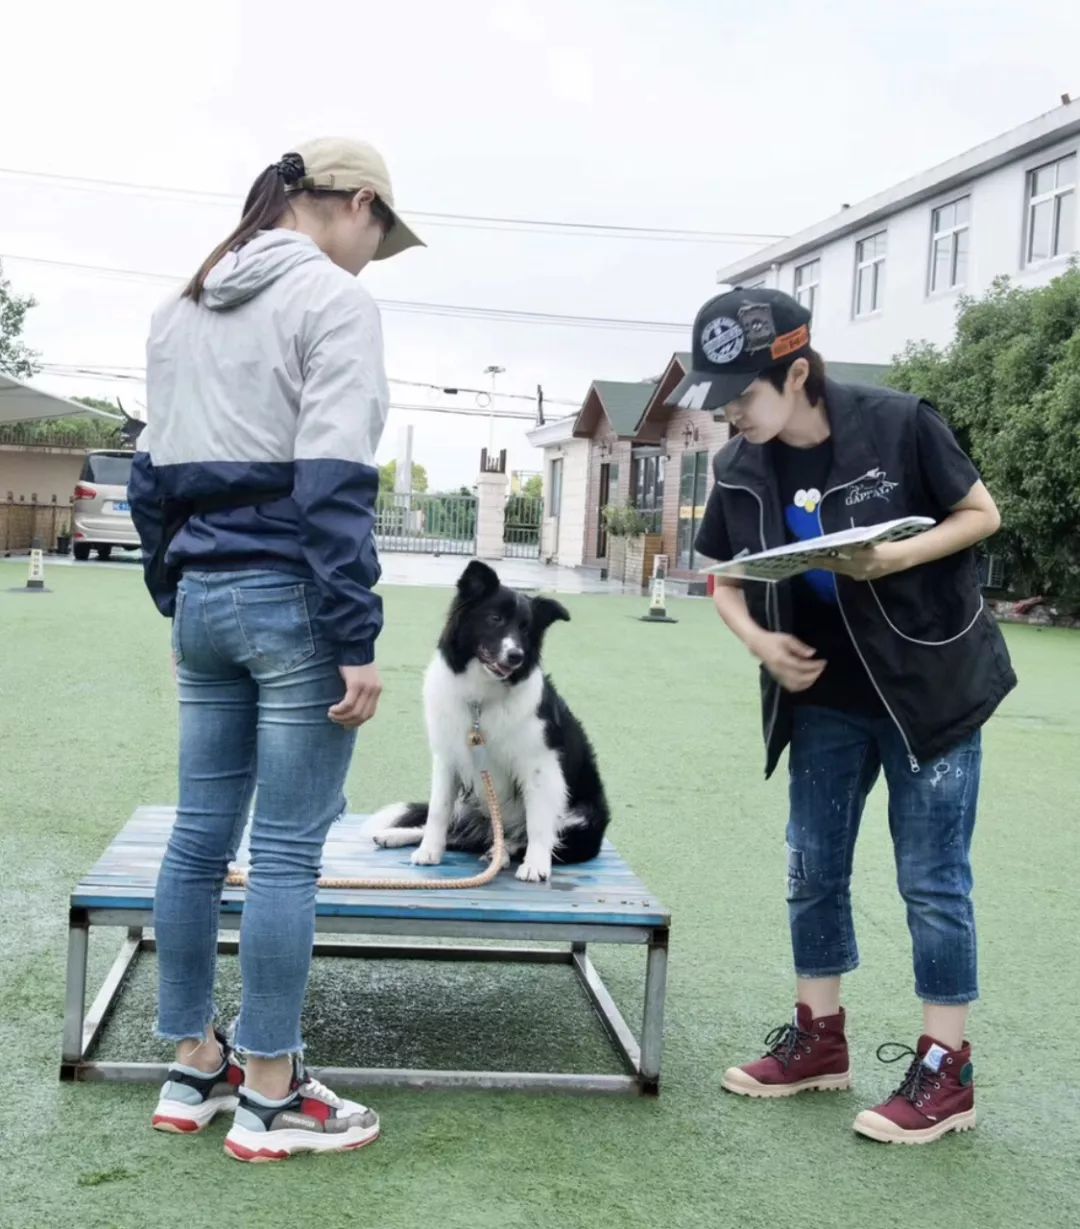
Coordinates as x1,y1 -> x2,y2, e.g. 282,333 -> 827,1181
703,517 -> 934,582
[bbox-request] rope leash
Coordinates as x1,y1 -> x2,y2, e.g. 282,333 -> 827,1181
224,703 -> 505,891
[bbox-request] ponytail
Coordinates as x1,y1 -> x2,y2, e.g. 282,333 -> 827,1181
183,154 -> 304,301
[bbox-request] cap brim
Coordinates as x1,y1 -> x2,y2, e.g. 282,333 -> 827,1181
375,210 -> 425,260
664,368 -> 757,412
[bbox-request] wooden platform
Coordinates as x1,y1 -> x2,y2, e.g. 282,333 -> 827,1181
62,807 -> 671,1095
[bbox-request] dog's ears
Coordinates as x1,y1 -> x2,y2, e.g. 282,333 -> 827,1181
532,596 -> 571,632
457,560 -> 500,601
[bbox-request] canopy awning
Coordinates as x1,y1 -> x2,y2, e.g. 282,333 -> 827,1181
0,371 -> 122,424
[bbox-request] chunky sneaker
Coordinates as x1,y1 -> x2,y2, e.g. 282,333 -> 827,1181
224,1061 -> 379,1163
151,1032 -> 244,1133
853,1035 -> 976,1144
722,1003 -> 852,1097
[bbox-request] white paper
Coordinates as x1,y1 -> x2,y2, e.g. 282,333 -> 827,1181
703,517 -> 935,582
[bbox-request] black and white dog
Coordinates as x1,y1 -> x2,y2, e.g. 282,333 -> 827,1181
372,561 -> 610,882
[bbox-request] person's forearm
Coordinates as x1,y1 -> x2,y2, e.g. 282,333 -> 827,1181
889,505 -> 1000,570
712,581 -> 767,654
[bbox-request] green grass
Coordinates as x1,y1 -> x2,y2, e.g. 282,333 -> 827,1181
1,560 -> 1078,1229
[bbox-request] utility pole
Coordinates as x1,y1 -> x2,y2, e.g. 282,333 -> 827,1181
483,364 -> 505,455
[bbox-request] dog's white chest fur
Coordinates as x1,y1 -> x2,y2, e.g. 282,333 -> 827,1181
425,656 -> 554,818
421,655 -> 567,880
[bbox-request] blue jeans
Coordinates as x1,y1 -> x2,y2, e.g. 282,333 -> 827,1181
787,707 -> 980,1005
154,570 -> 357,1057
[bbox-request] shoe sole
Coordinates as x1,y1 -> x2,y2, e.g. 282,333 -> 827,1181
853,1108 -> 977,1144
152,1094 -> 239,1134
721,1068 -> 852,1098
223,1122 -> 380,1163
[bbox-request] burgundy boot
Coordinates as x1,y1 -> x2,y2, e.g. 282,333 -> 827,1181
722,1003 -> 851,1097
853,1035 -> 976,1144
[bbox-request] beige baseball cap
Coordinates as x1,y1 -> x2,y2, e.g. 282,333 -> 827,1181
284,137 -> 424,261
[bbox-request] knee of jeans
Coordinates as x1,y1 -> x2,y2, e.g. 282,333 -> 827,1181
785,844 -> 813,902
785,842 -> 848,903
162,837 -> 230,880
247,848 -> 322,883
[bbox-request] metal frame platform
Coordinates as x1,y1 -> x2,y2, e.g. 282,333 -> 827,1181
61,807 -> 671,1096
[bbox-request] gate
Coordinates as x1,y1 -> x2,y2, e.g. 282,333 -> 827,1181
503,493 -> 543,559
374,492 -> 476,555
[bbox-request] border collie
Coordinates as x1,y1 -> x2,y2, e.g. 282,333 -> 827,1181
372,561 -> 610,882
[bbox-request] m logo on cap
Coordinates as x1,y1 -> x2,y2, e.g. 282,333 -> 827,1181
701,316 -> 744,365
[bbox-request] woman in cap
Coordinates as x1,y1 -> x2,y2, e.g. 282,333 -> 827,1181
129,137 -> 422,1161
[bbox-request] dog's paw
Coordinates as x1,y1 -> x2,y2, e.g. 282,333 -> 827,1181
373,827 -> 423,849
411,844 -> 445,866
480,846 -> 512,870
515,857 -> 551,883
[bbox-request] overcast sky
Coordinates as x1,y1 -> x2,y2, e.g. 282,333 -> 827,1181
2,0 -> 1079,489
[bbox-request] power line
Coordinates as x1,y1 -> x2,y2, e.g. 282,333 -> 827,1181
31,363 -> 575,422
0,165 -> 784,246
38,362 -> 583,408
3,252 -> 692,334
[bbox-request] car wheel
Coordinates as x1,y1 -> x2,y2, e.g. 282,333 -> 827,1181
73,543 -> 91,561
97,545 -> 113,560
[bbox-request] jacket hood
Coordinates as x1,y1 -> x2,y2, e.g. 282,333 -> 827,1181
202,230 -> 327,309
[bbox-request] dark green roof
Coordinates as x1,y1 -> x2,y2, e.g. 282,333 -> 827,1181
827,361 -> 890,386
591,380 -> 655,437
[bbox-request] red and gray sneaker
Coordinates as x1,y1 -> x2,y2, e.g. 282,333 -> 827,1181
722,1003 -> 852,1097
224,1059 -> 379,1163
151,1032 -> 244,1133
853,1035 -> 976,1144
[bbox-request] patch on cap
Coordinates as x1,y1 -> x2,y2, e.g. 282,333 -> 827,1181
701,316 -> 744,365
771,324 -> 810,361
921,1043 -> 948,1073
737,302 -> 777,353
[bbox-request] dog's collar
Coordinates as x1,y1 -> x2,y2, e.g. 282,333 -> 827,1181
469,700 -> 483,732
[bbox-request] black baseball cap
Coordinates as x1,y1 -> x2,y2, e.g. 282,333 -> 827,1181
665,288 -> 812,413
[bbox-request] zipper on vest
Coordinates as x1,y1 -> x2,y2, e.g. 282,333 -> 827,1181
821,473 -> 920,774
718,480 -> 781,753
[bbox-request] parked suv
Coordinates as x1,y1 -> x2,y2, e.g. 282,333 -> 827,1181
72,450 -> 140,561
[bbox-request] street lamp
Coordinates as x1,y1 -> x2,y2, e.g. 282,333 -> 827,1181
483,364 -> 505,456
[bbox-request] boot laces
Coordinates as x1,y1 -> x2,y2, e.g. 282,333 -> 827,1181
876,1043 -> 941,1107
763,1021 -> 814,1069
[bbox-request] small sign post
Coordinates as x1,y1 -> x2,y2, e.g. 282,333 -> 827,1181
640,554 -> 677,624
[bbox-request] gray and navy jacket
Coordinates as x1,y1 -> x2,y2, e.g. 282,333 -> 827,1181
129,230 -> 389,666
697,379 -> 1017,777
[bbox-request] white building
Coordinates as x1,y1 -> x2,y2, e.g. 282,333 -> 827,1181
525,415 -> 589,568
716,98 -> 1080,363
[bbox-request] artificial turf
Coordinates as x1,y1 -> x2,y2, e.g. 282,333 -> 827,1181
0,558 -> 1077,1229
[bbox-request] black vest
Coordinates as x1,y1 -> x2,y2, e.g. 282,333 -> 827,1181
709,379 -> 1017,777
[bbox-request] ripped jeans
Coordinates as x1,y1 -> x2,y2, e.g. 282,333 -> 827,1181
786,706 -> 980,1005
154,571 -> 357,1057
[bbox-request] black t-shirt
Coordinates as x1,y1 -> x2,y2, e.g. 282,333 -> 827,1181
770,438 -> 883,714
695,402 -> 982,716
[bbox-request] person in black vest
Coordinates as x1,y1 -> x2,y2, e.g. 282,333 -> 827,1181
667,288 -> 1015,1144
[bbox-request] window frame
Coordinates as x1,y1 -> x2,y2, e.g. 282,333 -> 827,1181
1023,150 -> 1077,268
793,257 -> 821,314
852,229 -> 888,319
927,193 -> 971,296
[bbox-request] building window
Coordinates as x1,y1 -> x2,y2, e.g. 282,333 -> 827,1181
630,451 -> 665,535
794,259 -> 820,314
1026,154 -> 1076,264
677,450 -> 709,571
930,196 -> 970,292
854,231 -> 887,316
596,460 -> 619,558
